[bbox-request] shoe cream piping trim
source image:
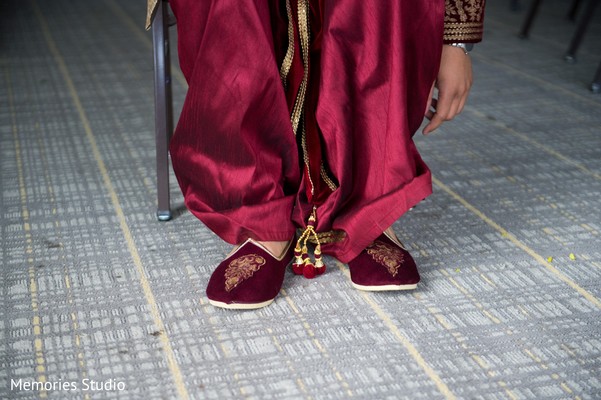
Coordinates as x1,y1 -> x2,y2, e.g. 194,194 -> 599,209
226,238 -> 293,261
383,230 -> 408,251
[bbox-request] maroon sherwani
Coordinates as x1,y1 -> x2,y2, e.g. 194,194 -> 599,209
161,0 -> 485,263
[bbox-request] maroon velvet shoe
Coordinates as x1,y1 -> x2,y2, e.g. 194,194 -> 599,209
206,239 -> 294,309
348,232 -> 420,291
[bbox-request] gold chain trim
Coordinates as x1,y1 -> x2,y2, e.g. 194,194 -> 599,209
286,0 -> 337,197
300,118 -> 316,195
320,163 -> 338,191
279,0 -> 295,88
290,0 -> 310,135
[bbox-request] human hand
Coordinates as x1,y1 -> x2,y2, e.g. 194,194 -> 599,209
423,45 -> 473,135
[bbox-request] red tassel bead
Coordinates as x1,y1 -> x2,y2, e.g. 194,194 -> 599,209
292,261 -> 304,275
303,263 -> 316,279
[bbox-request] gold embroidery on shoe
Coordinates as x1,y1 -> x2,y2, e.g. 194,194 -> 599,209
366,241 -> 404,277
224,254 -> 266,292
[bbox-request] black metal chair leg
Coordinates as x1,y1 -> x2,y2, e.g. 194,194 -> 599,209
519,0 -> 543,38
591,60 -> 601,93
564,0 -> 600,62
152,0 -> 174,221
567,0 -> 583,20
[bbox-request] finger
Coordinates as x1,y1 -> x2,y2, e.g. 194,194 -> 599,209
433,91 -> 454,121
423,99 -> 448,134
423,89 -> 458,134
423,113 -> 445,135
457,89 -> 470,115
448,89 -> 469,119
424,83 -> 435,116
457,96 -> 467,115
424,98 -> 437,120
447,98 -> 462,121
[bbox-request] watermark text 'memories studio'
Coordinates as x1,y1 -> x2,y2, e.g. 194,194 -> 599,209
11,378 -> 126,392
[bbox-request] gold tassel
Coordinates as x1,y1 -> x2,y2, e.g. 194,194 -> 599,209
292,207 -> 326,278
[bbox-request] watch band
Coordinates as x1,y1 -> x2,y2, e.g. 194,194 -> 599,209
448,42 -> 474,55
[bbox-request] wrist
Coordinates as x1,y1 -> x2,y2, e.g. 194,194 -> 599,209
446,43 -> 474,55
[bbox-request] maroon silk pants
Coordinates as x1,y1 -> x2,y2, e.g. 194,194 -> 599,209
169,0 -> 444,263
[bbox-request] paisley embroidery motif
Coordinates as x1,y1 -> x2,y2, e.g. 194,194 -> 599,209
366,241 -> 405,277
225,254 -> 266,292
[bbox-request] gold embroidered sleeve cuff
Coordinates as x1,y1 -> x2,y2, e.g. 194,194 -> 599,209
443,0 -> 486,44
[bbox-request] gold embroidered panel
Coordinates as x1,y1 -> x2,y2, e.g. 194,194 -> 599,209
306,230 -> 346,245
224,254 -> 266,292
366,241 -> 405,277
444,0 -> 486,43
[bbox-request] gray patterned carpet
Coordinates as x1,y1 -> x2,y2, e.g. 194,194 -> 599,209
1,0 -> 601,399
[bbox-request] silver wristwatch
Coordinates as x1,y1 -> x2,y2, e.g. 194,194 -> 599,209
449,42 -> 474,55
